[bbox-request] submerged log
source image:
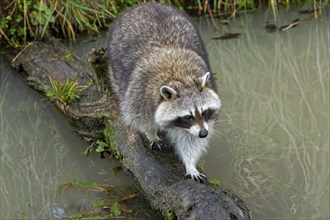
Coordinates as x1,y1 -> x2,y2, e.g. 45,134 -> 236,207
12,40 -> 251,220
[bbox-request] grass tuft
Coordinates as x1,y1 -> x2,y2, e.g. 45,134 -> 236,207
45,76 -> 88,105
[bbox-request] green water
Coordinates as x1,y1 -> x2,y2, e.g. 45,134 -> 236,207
0,59 -> 156,218
201,7 -> 329,219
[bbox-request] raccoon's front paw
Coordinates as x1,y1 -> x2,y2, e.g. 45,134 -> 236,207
149,140 -> 164,150
184,172 -> 208,183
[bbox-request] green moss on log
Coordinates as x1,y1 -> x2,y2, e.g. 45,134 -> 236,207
104,119 -> 122,159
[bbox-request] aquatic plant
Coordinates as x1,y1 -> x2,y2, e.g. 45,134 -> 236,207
60,181 -> 151,219
83,139 -> 112,158
83,124 -> 122,159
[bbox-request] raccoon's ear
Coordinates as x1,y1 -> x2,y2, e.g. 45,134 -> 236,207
160,86 -> 178,100
201,72 -> 210,88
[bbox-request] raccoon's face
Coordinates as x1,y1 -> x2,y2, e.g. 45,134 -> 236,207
155,72 -> 221,138
164,102 -> 219,138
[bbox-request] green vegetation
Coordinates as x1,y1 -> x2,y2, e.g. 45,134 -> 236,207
83,123 -> 122,159
1,0 -> 327,47
83,139 -> 113,157
82,145 -> 94,155
60,181 -> 147,219
0,0 -> 137,47
110,201 -> 122,217
103,121 -> 122,159
209,178 -> 221,186
45,76 -> 91,105
166,209 -> 175,220
95,140 -> 109,153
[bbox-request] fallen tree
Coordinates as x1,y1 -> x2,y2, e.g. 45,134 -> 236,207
12,40 -> 251,220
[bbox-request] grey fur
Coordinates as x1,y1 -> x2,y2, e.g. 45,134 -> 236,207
107,3 -> 221,182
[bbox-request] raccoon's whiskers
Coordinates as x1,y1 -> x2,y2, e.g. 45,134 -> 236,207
183,130 -> 192,140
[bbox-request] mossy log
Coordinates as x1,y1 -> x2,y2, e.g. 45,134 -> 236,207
12,40 -> 251,220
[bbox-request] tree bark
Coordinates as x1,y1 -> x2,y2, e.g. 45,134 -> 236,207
12,40 -> 251,220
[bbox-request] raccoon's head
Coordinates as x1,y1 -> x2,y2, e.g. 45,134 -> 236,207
155,72 -> 221,138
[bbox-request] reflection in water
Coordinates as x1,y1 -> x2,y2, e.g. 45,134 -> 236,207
199,8 -> 329,219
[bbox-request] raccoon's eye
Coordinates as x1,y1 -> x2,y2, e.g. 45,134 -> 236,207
202,109 -> 210,117
202,109 -> 213,120
183,115 -> 194,122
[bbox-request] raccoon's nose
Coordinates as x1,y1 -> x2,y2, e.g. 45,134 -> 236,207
199,129 -> 208,138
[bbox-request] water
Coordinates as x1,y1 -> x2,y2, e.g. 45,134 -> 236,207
0,58 -> 154,218
1,6 -> 329,220
199,7 -> 329,219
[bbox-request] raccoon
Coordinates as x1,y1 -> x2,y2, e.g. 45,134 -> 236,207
107,3 -> 221,183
